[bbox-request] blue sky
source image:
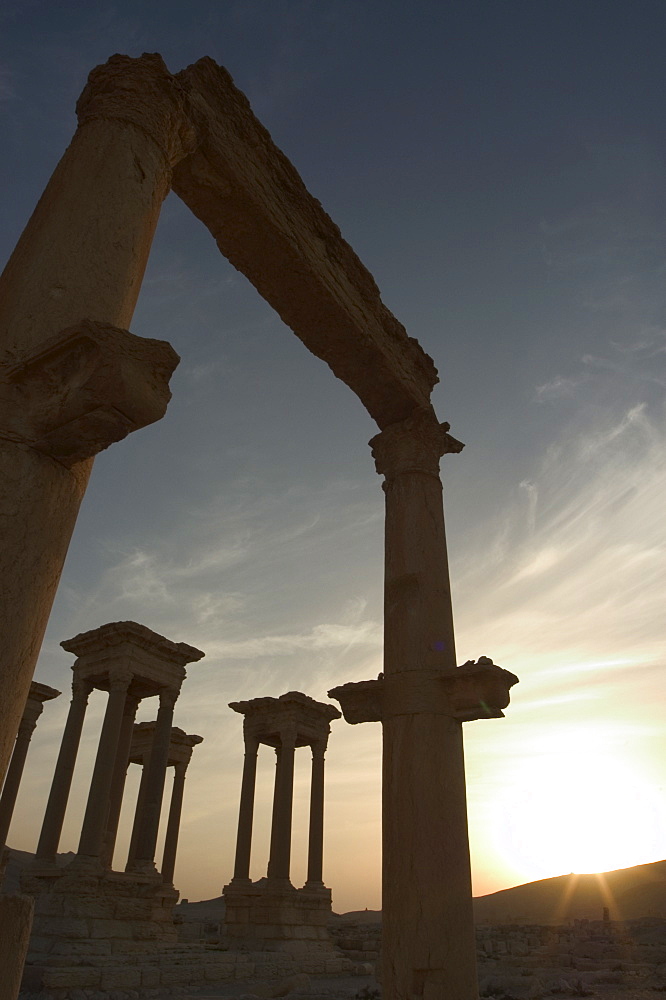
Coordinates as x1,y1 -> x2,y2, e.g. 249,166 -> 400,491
2,1 -> 665,912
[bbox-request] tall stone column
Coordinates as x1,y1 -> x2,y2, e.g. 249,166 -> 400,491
0,53 -> 191,790
100,693 -> 140,868
77,669 -> 132,862
126,755 -> 150,870
161,761 -> 187,885
130,688 -> 179,872
369,412 -> 481,1000
267,728 -> 296,883
232,734 -> 259,882
35,678 -> 92,863
0,683 -> 60,846
305,741 -> 326,886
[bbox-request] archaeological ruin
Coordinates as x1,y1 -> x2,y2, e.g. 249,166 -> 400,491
223,691 -> 341,951
0,50 -> 520,1000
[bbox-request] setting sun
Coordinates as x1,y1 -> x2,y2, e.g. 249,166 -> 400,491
492,727 -> 665,880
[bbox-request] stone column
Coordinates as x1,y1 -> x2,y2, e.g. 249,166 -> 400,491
267,728 -> 296,883
305,741 -> 326,886
100,693 -> 140,868
0,684 -> 59,846
35,678 -> 93,863
161,761 -> 187,885
130,688 -> 179,872
126,756 -> 150,869
0,53 -> 190,792
369,412 -> 478,1000
77,669 -> 133,862
232,734 -> 259,882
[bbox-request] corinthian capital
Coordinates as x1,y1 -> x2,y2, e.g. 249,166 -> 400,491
369,409 -> 464,480
76,53 -> 196,166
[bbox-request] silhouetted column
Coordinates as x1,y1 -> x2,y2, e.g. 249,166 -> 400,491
100,693 -> 140,868
305,741 -> 326,886
0,54 -> 190,791
130,687 -> 179,871
232,734 -> 259,882
0,720 -> 36,846
267,728 -> 296,882
161,761 -> 186,884
370,412 -> 477,1000
126,756 -> 150,869
35,679 -> 92,863
77,669 -> 132,860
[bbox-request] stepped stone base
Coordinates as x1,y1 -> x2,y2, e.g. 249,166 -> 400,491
21,860 -> 178,963
20,945 -> 353,995
223,879 -> 334,952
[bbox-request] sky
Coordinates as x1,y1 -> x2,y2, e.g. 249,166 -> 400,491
1,1 -> 666,915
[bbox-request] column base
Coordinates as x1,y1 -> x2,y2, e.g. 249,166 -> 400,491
125,857 -> 159,876
222,878 -> 334,953
21,864 -> 178,969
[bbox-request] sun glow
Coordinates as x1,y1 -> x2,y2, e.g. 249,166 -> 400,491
492,728 -> 665,881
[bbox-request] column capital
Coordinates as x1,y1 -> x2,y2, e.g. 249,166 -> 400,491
76,53 -> 196,167
108,667 -> 133,692
159,687 -> 180,711
124,693 -> 141,716
278,727 -> 298,751
243,733 -> 260,755
174,759 -> 188,780
16,715 -> 38,739
369,410 -> 464,481
72,677 -> 94,702
310,739 -> 327,760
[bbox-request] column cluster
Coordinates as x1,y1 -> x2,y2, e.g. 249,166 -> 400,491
126,722 -> 203,883
0,682 -> 60,848
229,691 -> 340,889
34,621 -> 203,875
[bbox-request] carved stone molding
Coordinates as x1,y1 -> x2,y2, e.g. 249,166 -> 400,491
329,658 -> 518,724
369,409 -> 464,481
0,320 -> 179,466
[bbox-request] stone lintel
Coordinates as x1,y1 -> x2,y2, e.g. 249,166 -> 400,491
229,691 -> 340,749
0,320 -> 180,467
329,657 -> 519,723
129,721 -> 203,767
61,621 -> 204,699
171,57 -> 438,429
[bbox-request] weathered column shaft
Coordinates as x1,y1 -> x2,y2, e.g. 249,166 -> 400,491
232,735 -> 259,881
35,680 -> 91,862
77,671 -> 132,858
0,54 -> 192,787
161,762 -> 186,884
267,731 -> 296,882
100,694 -> 140,868
0,716 -> 38,846
126,758 -> 150,869
371,414 -> 478,1000
306,742 -> 326,885
131,689 -> 178,868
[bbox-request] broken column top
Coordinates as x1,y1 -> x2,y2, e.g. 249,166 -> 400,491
129,722 -> 203,767
61,621 -> 204,699
229,690 -> 341,748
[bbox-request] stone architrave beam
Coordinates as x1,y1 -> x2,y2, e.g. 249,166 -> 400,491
171,57 -> 438,429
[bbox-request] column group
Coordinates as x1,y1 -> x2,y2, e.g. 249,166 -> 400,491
229,691 -> 340,888
34,621 -> 204,875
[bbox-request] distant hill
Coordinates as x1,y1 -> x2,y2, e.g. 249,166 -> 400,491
473,860 -> 666,925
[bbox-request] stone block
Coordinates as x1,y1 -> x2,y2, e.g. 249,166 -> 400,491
33,894 -> 65,917
49,938 -> 112,957
49,916 -> 90,938
160,966 -> 204,985
100,968 -> 141,990
90,918 -> 132,939
114,898 -> 153,920
63,896 -> 115,919
43,968 -> 101,989
141,968 -> 161,988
